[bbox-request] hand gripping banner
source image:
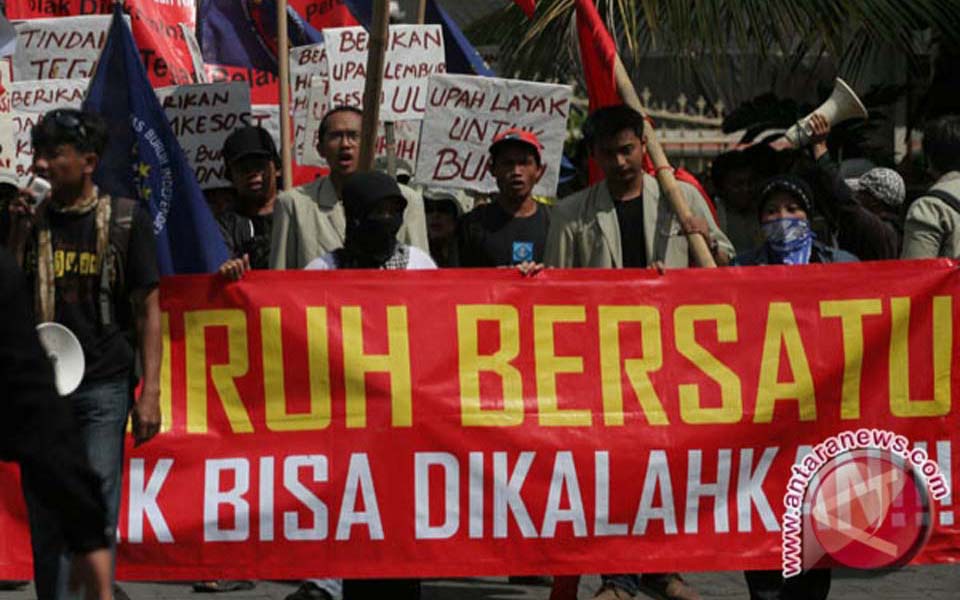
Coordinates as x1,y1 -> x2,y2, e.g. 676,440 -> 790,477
0,261 -> 958,579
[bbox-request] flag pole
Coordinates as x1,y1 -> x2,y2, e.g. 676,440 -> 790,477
277,0 -> 294,190
612,56 -> 716,267
358,0 -> 391,171
417,0 -> 427,24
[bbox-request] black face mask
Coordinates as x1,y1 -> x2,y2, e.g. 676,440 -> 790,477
343,213 -> 403,267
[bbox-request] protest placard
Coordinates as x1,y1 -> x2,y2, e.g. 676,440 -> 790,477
0,60 -> 15,177
156,82 -> 253,189
7,79 -> 86,178
6,1 -> 198,86
322,25 -> 446,121
290,43 -> 329,163
299,94 -> 420,171
250,104 -> 282,154
294,75 -> 328,164
414,74 -> 572,196
11,15 -> 124,81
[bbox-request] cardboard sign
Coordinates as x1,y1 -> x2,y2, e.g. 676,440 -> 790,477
322,25 -> 446,121
250,104 -> 282,155
0,60 -> 15,177
414,74 -> 572,196
6,79 -> 86,178
299,93 -> 420,171
6,1 -> 199,86
11,15 -> 121,81
155,82 -> 253,189
290,43 -> 328,163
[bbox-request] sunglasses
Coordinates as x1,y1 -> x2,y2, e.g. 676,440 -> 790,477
47,109 -> 88,139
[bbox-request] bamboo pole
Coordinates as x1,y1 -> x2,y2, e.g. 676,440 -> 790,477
358,1 -> 391,172
417,0 -> 427,24
613,55 -> 716,268
277,0 -> 293,190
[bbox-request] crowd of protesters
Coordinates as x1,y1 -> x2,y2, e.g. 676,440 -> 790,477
1,100 -> 959,600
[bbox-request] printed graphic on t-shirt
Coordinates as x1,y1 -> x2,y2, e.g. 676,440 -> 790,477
53,250 -> 100,277
512,241 -> 534,263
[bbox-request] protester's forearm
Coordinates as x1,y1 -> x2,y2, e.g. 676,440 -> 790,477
137,288 -> 162,395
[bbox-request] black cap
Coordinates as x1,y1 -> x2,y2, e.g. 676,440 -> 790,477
222,126 -> 279,166
342,171 -> 407,219
758,174 -> 815,217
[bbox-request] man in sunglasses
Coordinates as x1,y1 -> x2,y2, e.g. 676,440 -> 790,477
269,105 -> 428,269
4,108 -> 162,600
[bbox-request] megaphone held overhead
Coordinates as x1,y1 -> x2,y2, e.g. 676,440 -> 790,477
36,322 -> 85,396
784,78 -> 868,146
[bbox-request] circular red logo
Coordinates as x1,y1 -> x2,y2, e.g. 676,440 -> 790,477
805,450 -> 933,570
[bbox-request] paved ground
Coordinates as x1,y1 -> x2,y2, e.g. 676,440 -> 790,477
1,565 -> 958,599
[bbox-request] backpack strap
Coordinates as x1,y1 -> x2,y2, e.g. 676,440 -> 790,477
925,189 -> 960,216
98,196 -> 136,328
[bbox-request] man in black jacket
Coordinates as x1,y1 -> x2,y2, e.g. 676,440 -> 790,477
806,114 -> 903,260
0,246 -> 111,600
217,125 -> 280,280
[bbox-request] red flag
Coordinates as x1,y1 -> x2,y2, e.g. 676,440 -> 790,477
575,0 -> 620,112
513,0 -> 537,19
573,0 -> 718,220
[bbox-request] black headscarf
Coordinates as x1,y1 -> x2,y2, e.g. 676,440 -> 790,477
336,171 -> 408,269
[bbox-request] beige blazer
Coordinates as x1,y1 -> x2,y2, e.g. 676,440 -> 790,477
544,173 -> 733,268
269,177 -> 429,269
902,172 -> 960,259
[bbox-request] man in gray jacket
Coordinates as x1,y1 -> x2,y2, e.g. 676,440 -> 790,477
270,106 -> 428,269
546,105 -> 728,600
901,115 -> 960,259
545,105 -> 731,270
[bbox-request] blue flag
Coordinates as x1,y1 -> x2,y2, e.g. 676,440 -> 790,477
343,0 -> 493,76
197,0 -> 324,73
83,5 -> 228,275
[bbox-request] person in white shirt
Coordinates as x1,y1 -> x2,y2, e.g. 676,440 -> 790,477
306,171 -> 437,272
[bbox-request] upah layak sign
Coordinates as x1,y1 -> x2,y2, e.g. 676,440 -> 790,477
0,261 -> 957,579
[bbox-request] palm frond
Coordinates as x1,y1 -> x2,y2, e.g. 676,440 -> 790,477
469,0 -> 960,100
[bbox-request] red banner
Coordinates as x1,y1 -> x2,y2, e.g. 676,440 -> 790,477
1,261 -> 959,579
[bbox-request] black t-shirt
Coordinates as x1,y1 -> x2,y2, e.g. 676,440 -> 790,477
217,209 -> 273,269
26,204 -> 159,382
458,201 -> 549,267
614,195 -> 648,267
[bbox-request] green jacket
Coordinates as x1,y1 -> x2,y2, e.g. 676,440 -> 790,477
902,172 -> 960,259
269,177 -> 429,269
544,174 -> 733,268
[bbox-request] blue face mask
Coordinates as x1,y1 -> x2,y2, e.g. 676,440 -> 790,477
761,217 -> 814,265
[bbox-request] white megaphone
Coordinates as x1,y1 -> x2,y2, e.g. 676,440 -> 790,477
36,322 -> 85,396
784,78 -> 868,146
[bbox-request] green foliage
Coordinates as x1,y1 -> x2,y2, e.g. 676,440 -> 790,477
470,0 -> 960,85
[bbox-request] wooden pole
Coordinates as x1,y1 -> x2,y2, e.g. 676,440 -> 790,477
417,0 -> 427,24
612,56 -> 716,268
277,0 -> 293,190
358,0 -> 391,172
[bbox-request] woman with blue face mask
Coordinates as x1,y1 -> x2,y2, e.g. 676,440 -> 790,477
735,174 -> 859,266
736,174 -> 855,600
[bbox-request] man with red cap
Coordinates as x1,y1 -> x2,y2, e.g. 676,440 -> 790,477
458,128 -> 549,268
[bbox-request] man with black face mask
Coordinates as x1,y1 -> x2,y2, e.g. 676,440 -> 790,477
295,171 -> 431,600
306,171 -> 436,270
